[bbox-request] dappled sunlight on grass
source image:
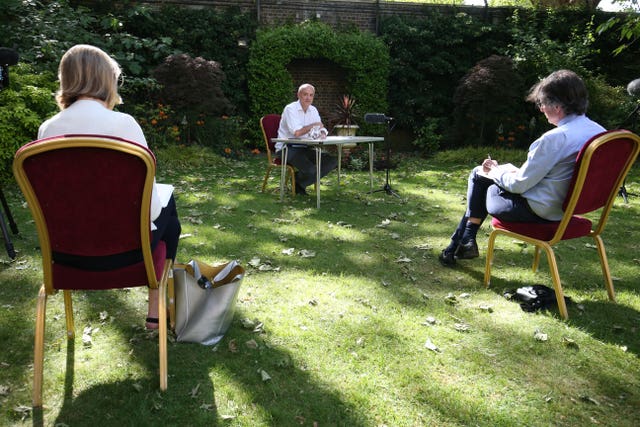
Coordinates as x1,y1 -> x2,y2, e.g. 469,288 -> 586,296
2,145 -> 640,426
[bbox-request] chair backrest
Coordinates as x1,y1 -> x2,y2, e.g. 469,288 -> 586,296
561,129 -> 640,230
13,134 -> 159,291
260,114 -> 281,162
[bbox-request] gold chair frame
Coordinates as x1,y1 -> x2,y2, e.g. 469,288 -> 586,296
13,135 -> 172,407
484,130 -> 640,319
260,115 -> 296,197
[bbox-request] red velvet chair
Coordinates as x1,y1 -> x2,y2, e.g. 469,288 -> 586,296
260,114 -> 296,197
484,130 -> 640,319
13,135 -> 172,407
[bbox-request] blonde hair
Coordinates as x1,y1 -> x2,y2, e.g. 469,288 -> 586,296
55,44 -> 122,110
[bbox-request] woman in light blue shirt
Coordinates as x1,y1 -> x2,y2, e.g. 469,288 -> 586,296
440,70 -> 605,267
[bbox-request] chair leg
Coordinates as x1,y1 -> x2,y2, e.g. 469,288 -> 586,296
159,259 -> 172,391
593,235 -> 615,301
532,246 -> 541,273
484,230 -> 498,287
63,290 -> 74,339
262,165 -> 272,193
288,166 -> 296,197
33,285 -> 47,408
541,243 -> 569,320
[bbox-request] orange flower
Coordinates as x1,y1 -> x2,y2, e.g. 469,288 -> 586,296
224,147 -> 232,154
251,148 -> 260,154
151,119 -> 158,125
497,136 -> 505,141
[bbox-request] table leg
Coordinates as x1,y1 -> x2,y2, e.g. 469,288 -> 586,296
337,145 -> 342,187
316,147 -> 321,208
368,142 -> 374,190
280,145 -> 288,202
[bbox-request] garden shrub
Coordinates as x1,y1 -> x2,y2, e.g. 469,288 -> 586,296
451,55 -> 527,148
125,4 -> 257,116
0,64 -> 57,182
379,12 -> 509,134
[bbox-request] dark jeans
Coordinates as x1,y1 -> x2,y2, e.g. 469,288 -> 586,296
151,194 -> 181,260
283,146 -> 338,189
450,166 -> 549,242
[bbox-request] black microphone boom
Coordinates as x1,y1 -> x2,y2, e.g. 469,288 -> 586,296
0,48 -> 19,66
364,113 -> 393,124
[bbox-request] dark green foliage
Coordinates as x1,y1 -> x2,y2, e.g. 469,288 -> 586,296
126,4 -> 257,116
451,55 -> 526,148
0,64 -> 57,182
153,53 -> 233,118
379,12 -> 509,133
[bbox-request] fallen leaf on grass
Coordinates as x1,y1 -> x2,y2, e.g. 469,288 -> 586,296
478,304 -> 493,313
246,339 -> 258,349
0,385 -> 10,396
396,256 -> 412,263
190,383 -> 201,398
228,339 -> 238,353
562,337 -> 579,350
579,395 -> 600,405
282,248 -> 295,256
534,329 -> 548,342
424,338 -> 441,353
259,369 -> 271,381
444,293 -> 458,305
454,323 -> 471,332
422,316 -> 437,326
413,243 -> 432,250
13,405 -> 31,421
298,249 -> 316,258
376,219 -> 391,228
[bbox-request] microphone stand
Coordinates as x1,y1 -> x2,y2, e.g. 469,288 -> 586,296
616,100 -> 640,203
0,187 -> 17,259
369,118 -> 400,198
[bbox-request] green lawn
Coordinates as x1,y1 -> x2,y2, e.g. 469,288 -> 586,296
1,145 -> 639,426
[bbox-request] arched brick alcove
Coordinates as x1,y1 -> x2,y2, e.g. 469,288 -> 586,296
286,58 -> 347,122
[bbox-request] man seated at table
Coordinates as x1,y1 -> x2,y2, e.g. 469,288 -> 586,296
277,83 -> 338,195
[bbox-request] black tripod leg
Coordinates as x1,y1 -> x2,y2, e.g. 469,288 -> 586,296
0,187 -> 18,234
0,209 -> 16,259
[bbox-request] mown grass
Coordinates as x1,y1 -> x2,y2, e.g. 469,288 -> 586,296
0,144 -> 638,426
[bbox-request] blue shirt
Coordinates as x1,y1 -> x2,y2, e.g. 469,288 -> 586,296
492,114 -> 606,220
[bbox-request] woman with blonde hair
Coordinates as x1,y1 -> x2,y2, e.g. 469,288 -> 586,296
38,44 -> 180,329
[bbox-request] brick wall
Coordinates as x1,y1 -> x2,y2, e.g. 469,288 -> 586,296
286,58 -> 347,123
139,0 -> 511,33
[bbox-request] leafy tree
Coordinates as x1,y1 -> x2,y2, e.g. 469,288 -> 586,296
451,55 -> 526,147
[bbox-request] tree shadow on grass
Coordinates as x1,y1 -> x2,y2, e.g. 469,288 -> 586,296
44,290 -> 368,426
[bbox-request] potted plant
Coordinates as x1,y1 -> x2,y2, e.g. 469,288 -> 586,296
332,94 -> 359,137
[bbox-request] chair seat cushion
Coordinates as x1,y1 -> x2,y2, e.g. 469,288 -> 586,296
52,241 -> 167,290
491,216 -> 593,241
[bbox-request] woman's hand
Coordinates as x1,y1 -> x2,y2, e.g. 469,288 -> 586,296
482,158 -> 498,174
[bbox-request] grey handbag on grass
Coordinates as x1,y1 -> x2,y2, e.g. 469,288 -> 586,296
173,259 -> 245,345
